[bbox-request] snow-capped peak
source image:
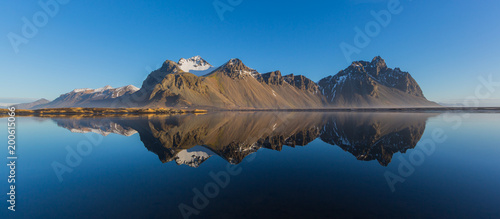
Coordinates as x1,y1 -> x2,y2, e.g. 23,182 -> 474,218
70,85 -> 139,96
177,56 -> 216,76
116,85 -> 139,92
72,88 -> 92,93
72,85 -> 113,93
93,85 -> 113,92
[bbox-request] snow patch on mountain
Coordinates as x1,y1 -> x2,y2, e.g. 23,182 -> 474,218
178,56 -> 216,76
70,85 -> 139,96
239,69 -> 259,77
72,85 -> 138,93
69,126 -> 137,137
116,85 -> 139,92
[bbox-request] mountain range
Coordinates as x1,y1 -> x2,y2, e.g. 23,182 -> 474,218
30,85 -> 140,109
18,56 -> 438,109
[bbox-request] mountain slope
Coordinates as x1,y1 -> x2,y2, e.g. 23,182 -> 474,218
36,56 -> 437,109
12,98 -> 50,109
320,112 -> 431,166
38,85 -> 139,108
135,58 -> 325,109
318,56 -> 437,107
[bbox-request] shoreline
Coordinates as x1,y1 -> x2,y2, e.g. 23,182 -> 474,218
1,107 -> 499,117
215,107 -> 500,112
0,107 -> 208,117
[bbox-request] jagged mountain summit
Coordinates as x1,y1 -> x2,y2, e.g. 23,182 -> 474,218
318,56 -> 437,107
208,58 -> 260,78
177,55 -> 216,76
37,85 -> 139,109
134,57 -> 325,109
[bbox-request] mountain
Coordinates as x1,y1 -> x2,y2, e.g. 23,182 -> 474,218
177,55 -> 216,76
12,98 -> 50,109
318,56 -> 438,107
51,112 -> 436,167
53,112 -> 325,166
320,112 -> 430,166
37,85 -> 139,109
36,56 -> 437,109
133,58 -> 325,109
53,118 -> 138,136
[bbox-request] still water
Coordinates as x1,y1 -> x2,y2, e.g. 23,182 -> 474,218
1,112 -> 499,218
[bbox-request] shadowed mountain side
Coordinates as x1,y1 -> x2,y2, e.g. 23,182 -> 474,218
318,57 -> 438,107
319,112 -> 436,166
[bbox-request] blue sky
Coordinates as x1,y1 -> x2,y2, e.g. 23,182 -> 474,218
1,0 -> 499,105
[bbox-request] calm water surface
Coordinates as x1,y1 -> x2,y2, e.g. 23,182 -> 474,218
1,112 -> 499,218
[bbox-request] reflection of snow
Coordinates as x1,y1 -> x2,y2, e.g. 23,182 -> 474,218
175,146 -> 217,168
69,123 -> 138,136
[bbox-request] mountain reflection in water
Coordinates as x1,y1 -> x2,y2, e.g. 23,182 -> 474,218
52,112 -> 436,167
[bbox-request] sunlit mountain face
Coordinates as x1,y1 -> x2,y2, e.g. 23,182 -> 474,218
26,56 -> 437,110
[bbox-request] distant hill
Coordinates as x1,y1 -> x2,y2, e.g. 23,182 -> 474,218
37,85 -> 139,109
12,98 -> 50,109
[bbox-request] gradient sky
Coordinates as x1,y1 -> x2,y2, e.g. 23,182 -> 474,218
1,0 -> 499,105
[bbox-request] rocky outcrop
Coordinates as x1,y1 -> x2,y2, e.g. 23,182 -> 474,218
132,58 -> 325,109
318,56 -> 438,107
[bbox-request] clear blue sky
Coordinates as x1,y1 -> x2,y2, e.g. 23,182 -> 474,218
1,0 -> 499,105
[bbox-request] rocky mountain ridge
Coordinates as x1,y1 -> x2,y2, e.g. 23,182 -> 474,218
318,56 -> 436,107
34,56 -> 437,109
35,85 -> 139,109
